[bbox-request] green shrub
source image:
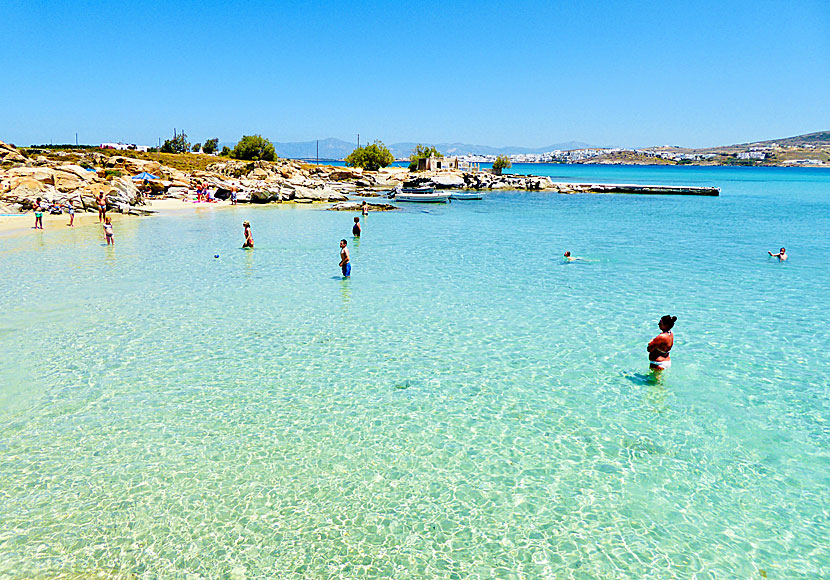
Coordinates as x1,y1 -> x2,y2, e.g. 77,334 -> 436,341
203,138 -> 219,155
160,132 -> 190,154
492,155 -> 512,175
345,141 -> 394,171
231,135 -> 276,161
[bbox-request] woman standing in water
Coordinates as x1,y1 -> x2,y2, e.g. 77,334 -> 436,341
647,315 -> 676,371
242,221 -> 254,248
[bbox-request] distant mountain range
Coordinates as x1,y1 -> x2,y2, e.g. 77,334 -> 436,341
271,138 -> 596,160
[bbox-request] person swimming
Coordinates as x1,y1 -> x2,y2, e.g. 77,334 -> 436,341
768,247 -> 787,261
563,251 -> 584,262
242,221 -> 254,248
647,315 -> 676,371
352,216 -> 361,237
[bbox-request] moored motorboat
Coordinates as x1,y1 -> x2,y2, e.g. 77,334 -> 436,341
400,186 -> 435,194
396,191 -> 452,203
449,191 -> 483,200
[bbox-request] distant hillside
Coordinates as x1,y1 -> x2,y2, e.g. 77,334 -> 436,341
387,141 -> 593,158
272,138 -> 356,160
739,130 -> 830,148
270,138 -> 595,160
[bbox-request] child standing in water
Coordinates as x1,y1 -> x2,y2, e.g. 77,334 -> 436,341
33,198 -> 43,229
66,201 -> 75,227
242,221 -> 254,248
352,216 -> 361,237
103,217 -> 114,245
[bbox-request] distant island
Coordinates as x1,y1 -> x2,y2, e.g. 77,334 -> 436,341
269,132 -> 830,168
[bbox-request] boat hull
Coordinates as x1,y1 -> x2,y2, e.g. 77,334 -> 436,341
396,192 -> 452,203
449,192 -> 483,200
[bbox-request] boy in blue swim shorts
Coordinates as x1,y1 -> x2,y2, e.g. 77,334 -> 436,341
339,239 -> 351,277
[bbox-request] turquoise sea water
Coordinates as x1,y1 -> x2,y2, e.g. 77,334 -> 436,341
1,165 -> 829,579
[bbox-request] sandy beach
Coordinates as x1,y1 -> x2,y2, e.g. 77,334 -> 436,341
0,198 -> 237,238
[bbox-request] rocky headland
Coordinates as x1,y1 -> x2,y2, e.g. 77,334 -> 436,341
0,140 -> 718,216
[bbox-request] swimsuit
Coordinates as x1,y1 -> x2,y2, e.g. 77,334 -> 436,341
352,225 -> 360,236
341,262 -> 351,277
649,331 -> 672,370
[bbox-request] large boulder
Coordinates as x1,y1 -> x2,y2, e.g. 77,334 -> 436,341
328,167 -> 363,181
105,156 -> 164,177
432,174 -> 466,189
0,140 -> 27,164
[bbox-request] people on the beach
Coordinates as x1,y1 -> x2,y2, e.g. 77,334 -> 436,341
647,315 -> 676,371
33,198 -> 43,229
231,185 -> 238,205
103,217 -> 114,245
768,247 -> 787,261
66,202 -> 75,227
362,201 -> 369,216
242,221 -> 254,248
352,216 -> 361,237
339,239 -> 351,277
96,192 -> 107,222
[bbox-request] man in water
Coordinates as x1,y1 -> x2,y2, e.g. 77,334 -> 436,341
352,216 -> 361,237
563,251 -> 583,262
768,247 -> 787,261
362,201 -> 369,216
339,239 -> 351,277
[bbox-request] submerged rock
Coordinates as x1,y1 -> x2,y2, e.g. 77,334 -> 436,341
327,201 -> 398,211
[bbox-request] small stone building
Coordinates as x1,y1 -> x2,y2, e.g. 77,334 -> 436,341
417,155 -> 459,171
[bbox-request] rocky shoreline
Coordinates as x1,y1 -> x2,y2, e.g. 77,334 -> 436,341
0,139 -> 717,215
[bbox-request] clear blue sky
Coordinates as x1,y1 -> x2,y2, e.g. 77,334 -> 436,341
1,0 -> 828,148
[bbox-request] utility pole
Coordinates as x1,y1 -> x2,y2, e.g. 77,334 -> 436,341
75,132 -> 78,146
357,134 -> 360,149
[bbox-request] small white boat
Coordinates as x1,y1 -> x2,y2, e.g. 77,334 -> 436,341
449,191 -> 483,200
396,191 -> 452,203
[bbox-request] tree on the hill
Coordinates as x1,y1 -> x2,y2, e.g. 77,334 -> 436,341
231,135 -> 276,161
202,138 -> 219,155
345,141 -> 394,171
408,144 -> 442,171
160,131 -> 190,154
492,155 -> 512,175
192,142 -> 202,153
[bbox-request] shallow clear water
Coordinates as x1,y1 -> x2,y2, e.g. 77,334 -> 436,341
1,166 -> 829,579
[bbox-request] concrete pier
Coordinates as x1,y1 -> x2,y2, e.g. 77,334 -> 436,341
572,183 -> 720,196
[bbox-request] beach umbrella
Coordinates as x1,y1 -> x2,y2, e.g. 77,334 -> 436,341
131,171 -> 159,181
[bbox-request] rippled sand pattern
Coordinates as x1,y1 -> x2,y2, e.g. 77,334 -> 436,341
1,167 -> 829,579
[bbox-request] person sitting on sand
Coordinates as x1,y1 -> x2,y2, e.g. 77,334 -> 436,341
768,247 -> 787,261
33,198 -> 43,229
242,221 -> 254,248
352,216 -> 361,237
339,239 -> 350,277
647,315 -> 676,371
103,217 -> 114,245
